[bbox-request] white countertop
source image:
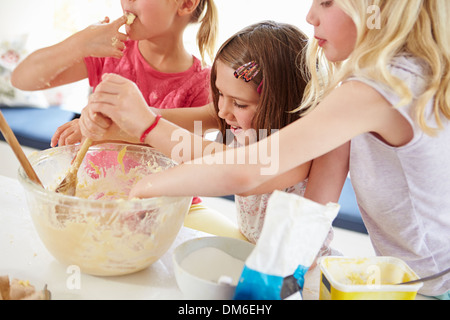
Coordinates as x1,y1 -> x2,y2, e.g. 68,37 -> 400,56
0,174 -> 208,300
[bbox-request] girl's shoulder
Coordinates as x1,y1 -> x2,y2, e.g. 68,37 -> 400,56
190,56 -> 211,76
179,56 -> 211,87
388,53 -> 431,88
348,53 -> 430,107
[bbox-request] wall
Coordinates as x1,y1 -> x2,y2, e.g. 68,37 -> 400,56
189,0 -> 313,64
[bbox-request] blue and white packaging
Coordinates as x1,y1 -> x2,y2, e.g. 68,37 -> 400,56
233,191 -> 340,300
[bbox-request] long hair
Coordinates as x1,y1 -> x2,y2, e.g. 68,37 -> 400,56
210,21 -> 310,140
299,0 -> 450,136
190,0 -> 219,65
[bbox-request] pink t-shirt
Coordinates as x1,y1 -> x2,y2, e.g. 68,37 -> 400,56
84,40 -> 211,109
84,40 -> 210,205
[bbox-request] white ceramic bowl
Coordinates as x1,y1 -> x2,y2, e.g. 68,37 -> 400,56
18,143 -> 192,276
173,236 -> 254,300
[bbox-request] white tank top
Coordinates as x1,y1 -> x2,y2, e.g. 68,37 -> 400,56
349,54 -> 450,296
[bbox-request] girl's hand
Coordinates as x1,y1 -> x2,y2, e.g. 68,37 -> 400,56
81,73 -> 156,141
51,119 -> 83,147
79,105 -> 113,141
129,175 -> 154,199
75,16 -> 128,59
79,102 -> 138,143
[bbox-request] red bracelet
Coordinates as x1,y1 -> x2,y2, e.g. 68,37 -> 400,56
140,114 -> 162,143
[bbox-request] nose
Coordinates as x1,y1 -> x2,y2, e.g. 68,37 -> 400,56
217,97 -> 235,121
306,6 -> 319,27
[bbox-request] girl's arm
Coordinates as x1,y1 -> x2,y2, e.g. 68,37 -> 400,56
238,141 -> 350,198
151,103 -> 219,134
237,163 -> 312,196
303,143 -> 350,205
127,80 -> 401,199
11,16 -> 127,91
81,74 -> 227,162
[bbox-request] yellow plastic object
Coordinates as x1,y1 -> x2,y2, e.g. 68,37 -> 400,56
184,204 -> 249,241
319,256 -> 423,300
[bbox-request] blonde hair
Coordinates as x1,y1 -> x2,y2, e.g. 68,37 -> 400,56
300,0 -> 450,136
190,0 -> 219,65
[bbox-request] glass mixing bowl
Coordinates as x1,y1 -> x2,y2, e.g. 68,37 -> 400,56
18,143 -> 192,276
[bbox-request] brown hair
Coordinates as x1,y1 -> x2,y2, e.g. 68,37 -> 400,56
190,0 -> 219,65
210,21 -> 310,140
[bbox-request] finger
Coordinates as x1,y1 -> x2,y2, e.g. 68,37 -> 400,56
111,49 -> 125,59
64,132 -> 82,146
115,35 -> 127,50
84,101 -> 114,130
113,15 -> 127,28
81,104 -> 100,129
58,127 -> 75,146
129,187 -> 143,200
117,32 -> 128,41
51,121 -> 74,147
101,73 -> 129,84
101,16 -> 110,24
50,136 -> 58,148
92,112 -> 113,129
87,103 -> 109,124
129,177 -> 154,200
51,127 -> 63,147
90,91 -> 119,106
95,77 -> 128,95
79,115 -> 104,141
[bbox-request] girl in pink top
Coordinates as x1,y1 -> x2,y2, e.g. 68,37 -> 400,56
84,39 -> 210,110
11,0 -> 218,147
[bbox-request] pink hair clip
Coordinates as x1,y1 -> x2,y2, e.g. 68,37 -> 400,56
234,61 -> 264,95
257,80 -> 263,95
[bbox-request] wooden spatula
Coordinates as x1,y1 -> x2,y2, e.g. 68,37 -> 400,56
54,138 -> 92,196
0,111 -> 43,187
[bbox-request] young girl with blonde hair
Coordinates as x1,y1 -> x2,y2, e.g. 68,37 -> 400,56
11,0 -> 218,147
80,0 -> 450,298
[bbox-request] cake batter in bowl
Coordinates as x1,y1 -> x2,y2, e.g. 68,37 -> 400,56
18,143 -> 192,276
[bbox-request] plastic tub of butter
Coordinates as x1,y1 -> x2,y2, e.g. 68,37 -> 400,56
319,256 -> 423,300
173,236 -> 254,300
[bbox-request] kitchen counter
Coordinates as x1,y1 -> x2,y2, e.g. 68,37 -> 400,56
0,174 -> 325,300
0,174 -> 433,300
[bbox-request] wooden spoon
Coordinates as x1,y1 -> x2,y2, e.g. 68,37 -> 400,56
54,138 -> 92,196
0,111 -> 43,187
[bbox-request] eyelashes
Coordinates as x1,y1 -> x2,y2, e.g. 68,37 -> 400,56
320,0 -> 334,8
217,91 -> 248,109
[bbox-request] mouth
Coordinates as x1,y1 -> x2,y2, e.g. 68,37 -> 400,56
125,12 -> 137,25
315,36 -> 327,47
229,125 -> 243,134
